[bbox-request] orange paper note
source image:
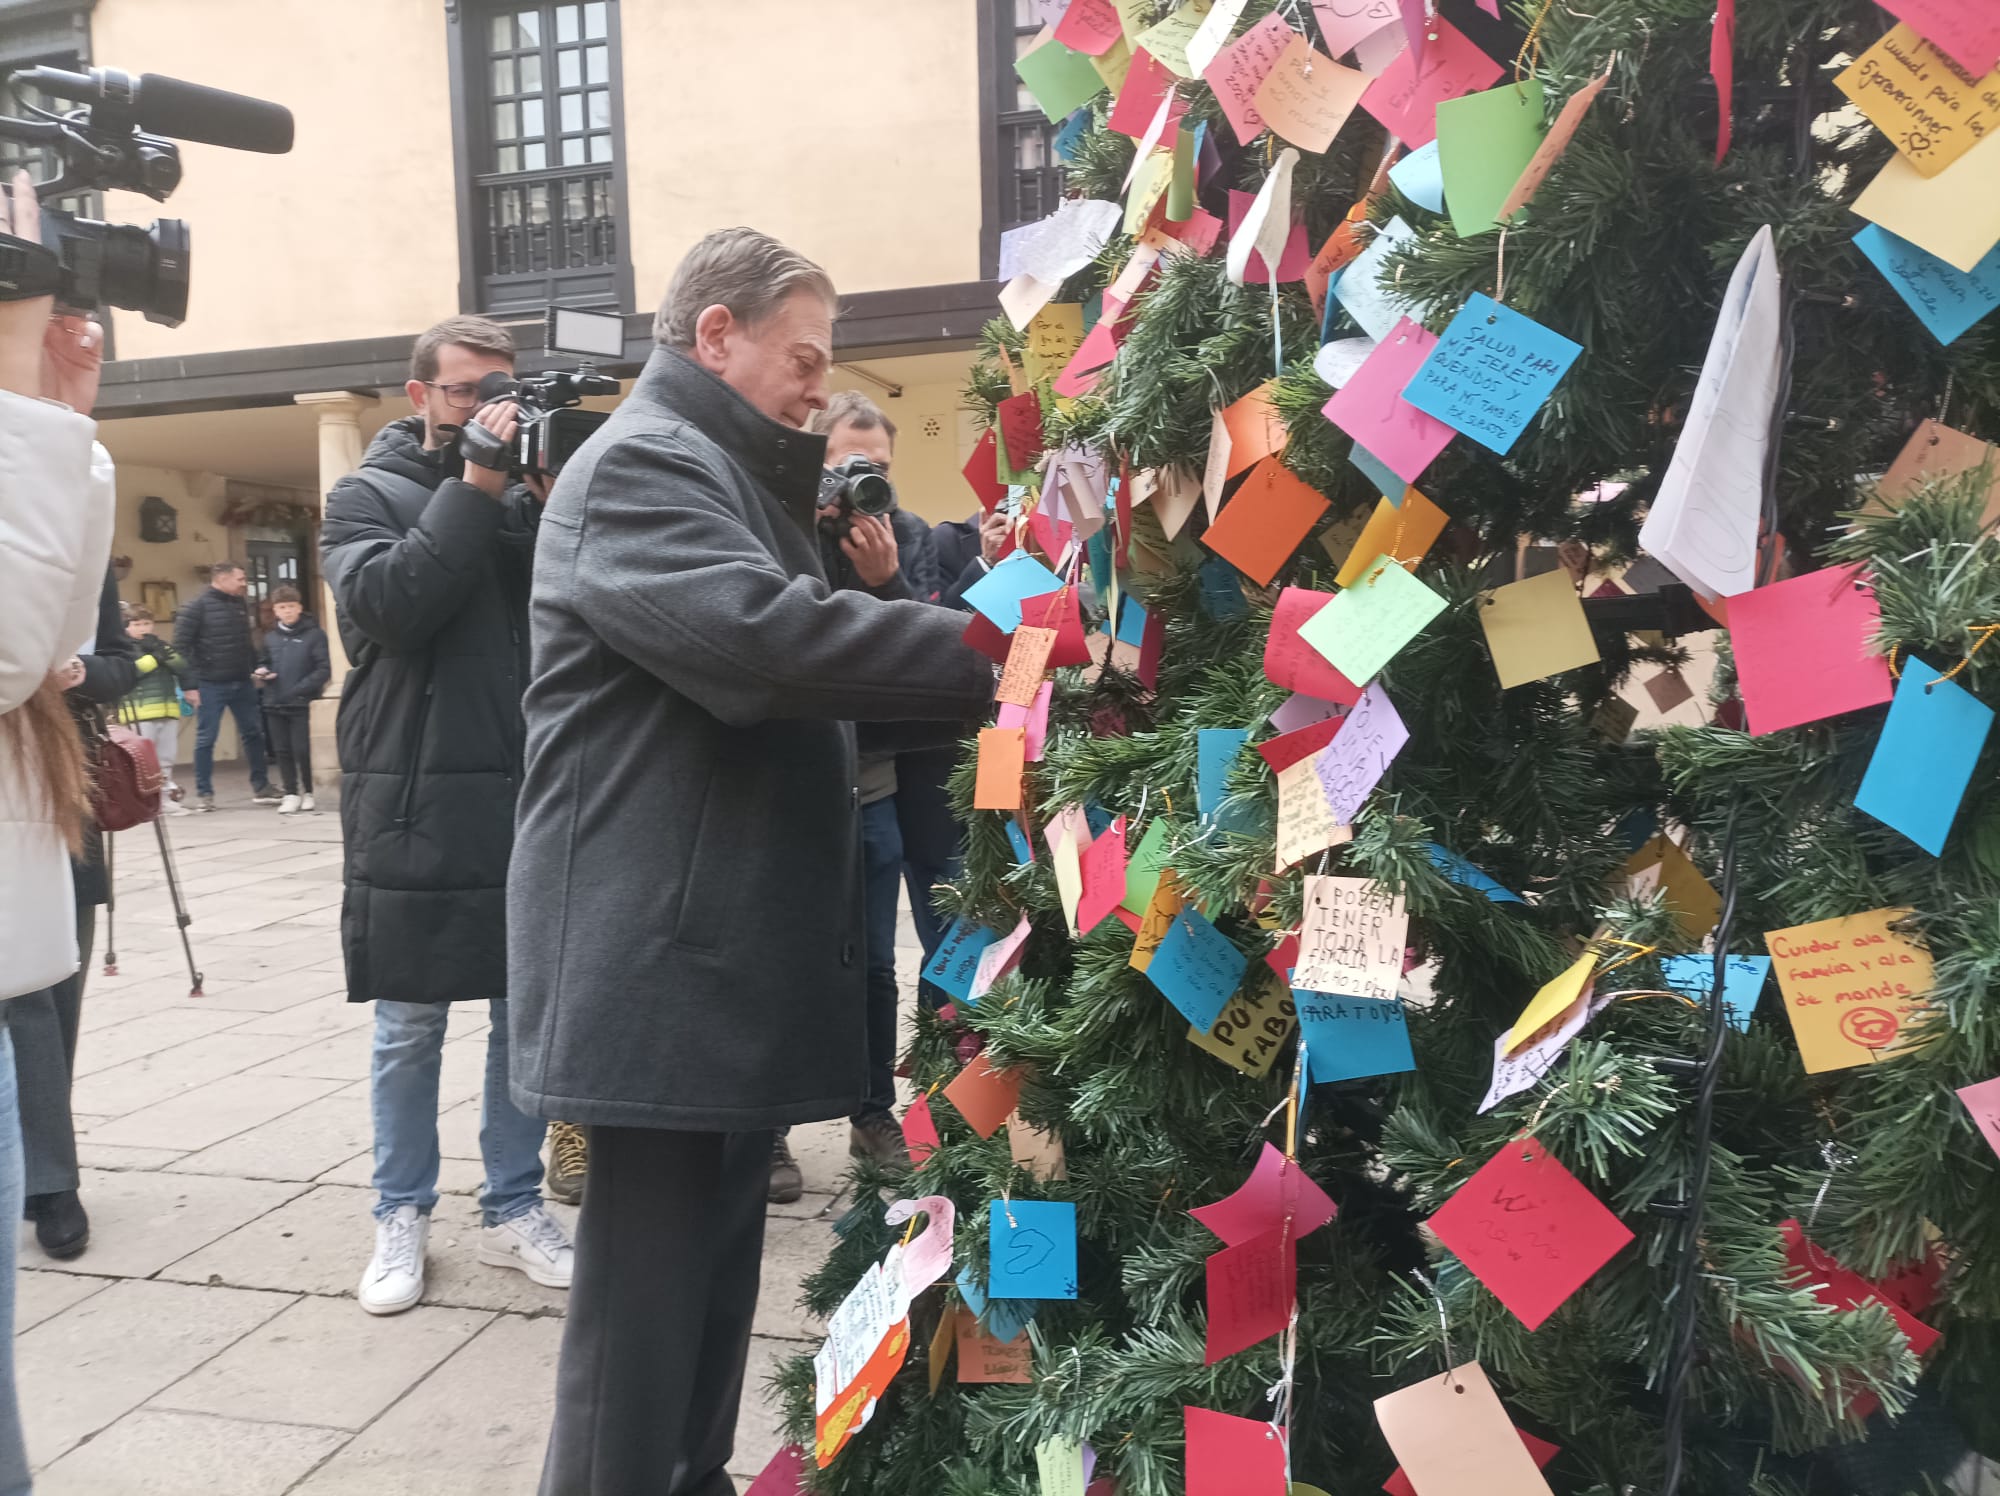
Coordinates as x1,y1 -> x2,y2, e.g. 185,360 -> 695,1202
1375,1362 -> 1557,1496
1203,454 -> 1331,586
974,726 -> 1028,810
955,1307 -> 1032,1383
1252,34 -> 1371,153
943,1052 -> 1028,1139
1221,380 -> 1288,477
996,626 -> 1058,707
1333,488 -> 1448,588
1875,418 -> 2000,522
1498,68 -> 1611,219
1765,908 -> 1935,1073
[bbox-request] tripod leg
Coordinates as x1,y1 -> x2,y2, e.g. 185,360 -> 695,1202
102,827 -> 118,975
153,815 -> 204,998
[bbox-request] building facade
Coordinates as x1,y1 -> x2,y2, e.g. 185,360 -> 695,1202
5,0 -> 1060,778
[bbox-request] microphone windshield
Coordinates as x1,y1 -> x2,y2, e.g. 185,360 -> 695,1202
134,75 -> 294,154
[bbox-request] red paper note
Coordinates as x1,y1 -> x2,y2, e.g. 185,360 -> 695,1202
1191,1141 -> 1338,1246
1109,47 -> 1184,141
1224,189 -> 1311,283
963,609 -> 1013,665
1221,381 -> 1288,477
1257,714 -> 1345,774
1057,307 -> 1125,395
1136,607 -> 1165,690
1779,1219 -> 1940,1357
1078,816 -> 1130,933
1184,1407 -> 1287,1495
1358,17 -> 1502,148
1265,587 -> 1364,703
1321,318 -> 1456,484
1710,0 -> 1735,162
996,390 -> 1048,471
1961,1074 -> 2000,1159
1020,588 -> 1094,666
964,429 -> 1009,513
1203,11 -> 1296,145
1727,567 -> 1894,736
1204,455 -> 1331,587
1055,0 -> 1126,55
974,726 -> 1028,810
1162,204 -> 1224,256
1878,0 -> 2000,75
903,1093 -> 941,1167
1264,931 -> 1301,980
1426,1136 -> 1634,1331
943,1053 -> 1027,1139
1383,1427 -> 1558,1496
1204,1224 -> 1297,1363
745,1443 -> 809,1496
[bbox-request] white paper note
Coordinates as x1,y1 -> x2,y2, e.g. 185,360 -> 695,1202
1227,146 -> 1301,285
1332,215 -> 1422,341
1314,335 -> 1380,389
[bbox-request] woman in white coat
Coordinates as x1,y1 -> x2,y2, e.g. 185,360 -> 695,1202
0,169 -> 112,1496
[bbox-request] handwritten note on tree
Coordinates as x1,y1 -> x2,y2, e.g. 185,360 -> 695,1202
1764,908 -> 1936,1073
1291,874 -> 1407,999
1835,23 -> 2000,177
1314,681 -> 1410,825
1188,967 -> 1298,1077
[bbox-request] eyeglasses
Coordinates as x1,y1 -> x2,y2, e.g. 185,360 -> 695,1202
423,381 -> 482,410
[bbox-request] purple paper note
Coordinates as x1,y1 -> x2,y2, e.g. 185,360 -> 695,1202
1315,682 -> 1408,824
1271,692 -> 1344,734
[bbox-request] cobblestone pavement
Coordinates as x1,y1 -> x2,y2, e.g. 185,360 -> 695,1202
14,770 -> 876,1494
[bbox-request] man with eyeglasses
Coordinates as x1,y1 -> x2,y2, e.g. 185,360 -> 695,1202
320,315 -> 577,1317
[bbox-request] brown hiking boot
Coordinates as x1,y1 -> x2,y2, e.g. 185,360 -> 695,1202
546,1122 -> 587,1206
769,1131 -> 804,1205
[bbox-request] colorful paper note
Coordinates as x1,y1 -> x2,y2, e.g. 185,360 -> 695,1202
975,727 -> 1028,811
903,1094 -> 941,1167
1479,988 -> 1611,1114
1855,222 -> 2000,345
962,430 -> 1009,514
964,552 -> 1065,632
1186,0 -> 1250,77
1498,69 -> 1610,219
1384,1429 -> 1561,1496
1147,905 -> 1250,1031
1435,81 -> 1546,236
1192,1141 -> 1337,1245
1204,455 -> 1331,586
1403,294 -> 1583,455
1295,992 -> 1416,1082
1322,318 -> 1457,483
1129,867 -> 1185,972
1836,23 -> 2000,177
1727,568 -> 1894,736
1312,0 -> 1398,58
1389,139 -> 1445,212
1008,1109 -> 1069,1182
1135,0 -> 1217,77
1202,10 -> 1296,144
1015,34 -> 1107,122
1358,18 -> 1503,147
1121,818 -> 1171,915
1855,656 -> 1995,854
1204,1225 -> 1296,1362
1314,680 -> 1409,824
747,1445 -> 809,1496
1660,953 -> 1770,1032
1877,0 -> 2000,76
1779,1218 -> 1941,1358
1184,1407 -> 1288,1495
989,1199 -> 1079,1299
1036,1437 -> 1089,1496
1266,587 -> 1366,702
1374,1362 -> 1558,1496
1427,1136 -> 1635,1330
1224,185 -> 1312,283
1958,1074 -> 2000,1159
1292,874 -> 1408,999
1025,303 -> 1088,384
1052,826 -> 1085,934
1877,419 -> 2000,516
1077,816 -> 1130,933
1107,46 -> 1183,140
1315,334 -> 1380,390
1506,951 -> 1597,1054
1333,215 -> 1423,341
1274,750 -> 1350,870
1427,843 -> 1525,903
927,916 -> 1003,1002
997,626 -> 1059,708
1335,488 -> 1449,588
1298,556 -> 1446,686
1478,567 -> 1600,689
1055,0 -> 1127,55
972,914 -> 1035,1002
1189,971 -> 1300,1078
1197,727 -> 1255,824
945,1053 -> 1028,1139
1765,907 -> 1935,1072
1221,380 -> 1289,476
955,1306 -> 1032,1383
1253,34 -> 1371,153
1853,125 -> 2000,274
1622,835 -> 1722,945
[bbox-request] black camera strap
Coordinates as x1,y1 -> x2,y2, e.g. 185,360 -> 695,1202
0,231 -> 63,302
457,416 -> 510,473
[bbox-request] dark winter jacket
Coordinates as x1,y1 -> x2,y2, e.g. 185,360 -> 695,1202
931,516 -> 990,609
507,349 -> 994,1131
172,584 -> 258,682
320,416 -> 539,1005
815,506 -> 932,604
257,615 -> 331,713
67,567 -> 140,907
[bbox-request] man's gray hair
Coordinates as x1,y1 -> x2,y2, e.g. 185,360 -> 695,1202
653,228 -> 837,349
809,390 -> 897,444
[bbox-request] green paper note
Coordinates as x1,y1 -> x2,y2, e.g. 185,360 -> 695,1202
1435,80 -> 1546,238
1167,127 -> 1196,223
1121,818 -> 1172,915
1015,37 -> 1105,123
1295,554 -> 1447,686
1136,0 -> 1216,78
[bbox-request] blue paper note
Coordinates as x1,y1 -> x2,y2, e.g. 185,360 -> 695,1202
1388,140 -> 1446,213
1087,528 -> 1113,602
1085,801 -> 1115,839
963,552 -> 1064,633
1855,224 -> 2000,347
1006,821 -> 1035,864
1424,843 -> 1525,903
1293,992 -> 1416,1083
1054,107 -> 1092,163
1854,657 -> 1995,856
1196,728 -> 1253,820
1402,293 -> 1582,456
1660,954 -> 1770,1032
987,1200 -> 1079,1300
1145,906 -> 1249,1032
925,915 -> 1001,1002
1116,596 -> 1150,647
956,1265 -> 1038,1341
1614,808 -> 1657,853
1348,442 -> 1405,502
1199,557 -> 1249,618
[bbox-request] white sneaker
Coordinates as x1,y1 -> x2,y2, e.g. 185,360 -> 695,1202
358,1205 -> 428,1315
277,794 -> 301,815
300,792 -> 316,812
478,1202 -> 573,1289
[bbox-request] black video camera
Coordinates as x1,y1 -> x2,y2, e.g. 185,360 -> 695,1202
0,66 -> 293,327
459,366 -> 617,479
817,455 -> 896,539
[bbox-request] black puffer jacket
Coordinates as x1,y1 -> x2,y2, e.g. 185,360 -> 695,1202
172,584 -> 258,682
257,614 -> 331,712
320,417 -> 539,1005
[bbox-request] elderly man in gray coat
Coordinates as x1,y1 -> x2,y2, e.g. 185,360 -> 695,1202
508,227 -> 994,1494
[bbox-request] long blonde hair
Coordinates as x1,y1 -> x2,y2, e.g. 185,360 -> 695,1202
1,676 -> 88,855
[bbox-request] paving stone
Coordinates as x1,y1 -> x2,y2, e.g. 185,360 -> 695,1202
151,1294 -> 493,1431
415,1196 -> 575,1316
36,1408 -> 346,1495
227,996 -> 372,1038
16,1279 -> 295,1467
752,1215 -> 836,1342
13,1271 -> 110,1334
165,1090 -> 372,1182
18,1168 -> 305,1279
69,1005 -> 249,1078
88,1072 -> 347,1153
247,1025 -> 372,1083
71,1030 -> 327,1119
288,1314 -> 559,1496
75,1140 -> 189,1172
159,1183 -> 385,1298
730,1333 -> 809,1484
186,967 -> 348,1014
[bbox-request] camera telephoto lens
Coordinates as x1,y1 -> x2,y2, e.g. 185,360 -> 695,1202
848,470 -> 894,517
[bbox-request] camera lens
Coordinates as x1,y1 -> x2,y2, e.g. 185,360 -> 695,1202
849,471 -> 895,516
45,209 -> 190,327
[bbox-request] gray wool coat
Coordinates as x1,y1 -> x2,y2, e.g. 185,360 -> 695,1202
506,349 -> 994,1131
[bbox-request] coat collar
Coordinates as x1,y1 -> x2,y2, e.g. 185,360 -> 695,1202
630,349 -> 826,520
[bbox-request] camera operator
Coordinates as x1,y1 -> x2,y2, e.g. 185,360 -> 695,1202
319,316 -> 575,1319
508,228 -> 993,1495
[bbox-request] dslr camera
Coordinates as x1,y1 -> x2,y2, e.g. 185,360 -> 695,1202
0,66 -> 294,326
457,307 -> 621,479
817,454 -> 896,539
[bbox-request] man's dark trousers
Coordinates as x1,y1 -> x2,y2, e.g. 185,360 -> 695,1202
540,1125 -> 772,1496
192,677 -> 271,796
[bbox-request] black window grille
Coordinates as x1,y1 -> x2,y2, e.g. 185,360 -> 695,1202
997,0 -> 1065,233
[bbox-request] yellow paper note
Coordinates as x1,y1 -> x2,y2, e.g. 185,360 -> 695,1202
1053,829 -> 1085,935
1110,0 -> 1153,43
1335,489 -> 1449,588
1765,908 -> 1935,1073
1006,1109 -> 1069,1181
1478,568 -> 1601,689
1092,34 -> 1135,93
926,1298 -> 956,1397
1854,123 -> 2000,272
1124,150 -> 1175,235
1836,24 -> 2000,179
1274,751 -> 1352,871
1252,36 -> 1371,154
1129,868 -> 1186,971
1189,966 -> 1298,1077
1622,835 -> 1720,945
1506,951 -> 1598,1054
1024,304 -> 1085,385
1135,0 -> 1216,78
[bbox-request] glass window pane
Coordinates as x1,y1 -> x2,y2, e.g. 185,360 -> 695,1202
529,183 -> 551,224
497,144 -> 519,173
587,90 -> 610,129
585,2 -> 607,38
498,186 -> 522,226
490,14 -> 513,49
1013,0 -> 1038,24
1015,131 -> 1046,169
492,57 -> 516,95
557,5 -> 579,43
559,48 -> 581,87
522,98 -> 545,137
493,101 -> 518,141
519,52 -> 542,91
524,141 -> 547,170
590,132 -> 613,163
562,136 -> 585,165
587,44 -> 609,84
566,179 -> 586,217
592,178 -> 612,215
516,10 -> 540,44
561,93 -> 583,133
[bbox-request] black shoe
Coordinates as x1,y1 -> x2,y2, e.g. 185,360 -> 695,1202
768,1133 -> 804,1205
849,1110 -> 909,1170
28,1191 -> 89,1260
249,786 -> 283,806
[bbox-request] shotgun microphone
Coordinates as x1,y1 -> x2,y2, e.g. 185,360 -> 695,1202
13,67 -> 294,155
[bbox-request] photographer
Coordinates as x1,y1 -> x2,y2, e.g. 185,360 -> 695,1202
320,315 -> 573,1319
508,228 -> 993,1494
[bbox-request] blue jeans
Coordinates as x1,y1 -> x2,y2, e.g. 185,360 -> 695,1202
0,1027 -> 36,1495
370,999 -> 545,1227
192,677 -> 270,797
856,797 -> 904,1122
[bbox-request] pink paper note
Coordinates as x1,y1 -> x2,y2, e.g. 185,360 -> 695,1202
1878,0 -> 2000,77
1225,189 -> 1311,282
745,1444 -> 808,1496
1358,17 -> 1502,147
902,1094 -> 941,1167
971,914 -> 1035,1001
1727,567 -> 1894,736
1000,681 -> 1056,761
886,1194 -> 958,1294
1191,1141 -> 1338,1246
1316,680 -> 1408,824
1960,1075 -> 2000,1160
1077,816 -> 1129,934
1108,47 -> 1184,141
1054,0 -> 1125,55
1321,318 -> 1456,484
1204,1225 -> 1297,1363
1399,0 -> 1430,75
1201,11 -> 1296,145
1312,0 -> 1399,58
1266,587 -> 1365,703
1711,0 -> 1734,163
1271,692 -> 1343,734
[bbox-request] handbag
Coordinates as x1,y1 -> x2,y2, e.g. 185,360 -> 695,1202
95,719 -> 164,832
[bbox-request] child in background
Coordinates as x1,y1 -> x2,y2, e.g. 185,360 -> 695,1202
256,585 -> 331,814
120,605 -> 192,816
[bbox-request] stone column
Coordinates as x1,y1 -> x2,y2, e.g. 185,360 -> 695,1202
294,392 -> 379,791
